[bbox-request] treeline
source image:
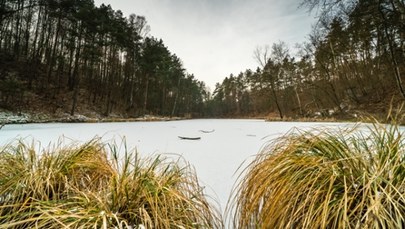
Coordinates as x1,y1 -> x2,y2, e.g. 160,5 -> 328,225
0,0 -> 207,117
208,0 -> 404,119
1,0 -> 404,120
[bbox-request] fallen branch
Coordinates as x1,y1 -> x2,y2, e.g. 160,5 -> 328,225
178,136 -> 201,140
199,129 -> 215,133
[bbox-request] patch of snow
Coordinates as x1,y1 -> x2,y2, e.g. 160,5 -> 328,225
0,111 -> 30,124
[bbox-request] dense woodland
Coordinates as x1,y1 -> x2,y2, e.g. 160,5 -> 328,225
0,0 -> 404,120
209,0 -> 405,119
0,0 -> 208,118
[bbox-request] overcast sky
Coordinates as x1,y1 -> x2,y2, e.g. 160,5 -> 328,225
93,0 -> 316,89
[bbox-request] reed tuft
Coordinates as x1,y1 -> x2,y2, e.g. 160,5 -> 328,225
0,139 -> 222,228
229,123 -> 405,228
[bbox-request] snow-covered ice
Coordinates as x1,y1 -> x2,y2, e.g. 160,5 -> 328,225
0,119 -> 347,217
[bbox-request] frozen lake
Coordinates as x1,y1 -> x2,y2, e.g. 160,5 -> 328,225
0,119 -> 348,217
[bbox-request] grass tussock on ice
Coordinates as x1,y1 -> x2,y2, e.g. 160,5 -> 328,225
229,121 -> 405,228
0,139 -> 222,228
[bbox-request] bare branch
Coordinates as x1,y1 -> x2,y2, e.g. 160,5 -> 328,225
253,45 -> 270,68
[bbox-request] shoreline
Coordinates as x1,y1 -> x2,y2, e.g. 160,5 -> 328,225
0,111 -> 185,125
0,114 -> 359,125
0,110 -> 386,125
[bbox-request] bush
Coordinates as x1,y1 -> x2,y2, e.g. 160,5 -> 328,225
0,139 -> 222,228
230,123 -> 405,228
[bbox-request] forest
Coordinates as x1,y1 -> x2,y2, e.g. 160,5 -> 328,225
0,0 -> 208,118
0,0 -> 404,120
208,0 -> 405,119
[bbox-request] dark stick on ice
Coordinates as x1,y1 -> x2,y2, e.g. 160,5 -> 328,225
199,129 -> 215,133
0,123 -> 4,130
178,136 -> 201,140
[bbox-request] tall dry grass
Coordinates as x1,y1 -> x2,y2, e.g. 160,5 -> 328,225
0,139 -> 222,228
229,122 -> 405,228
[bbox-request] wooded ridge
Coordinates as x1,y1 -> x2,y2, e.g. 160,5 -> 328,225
0,0 -> 404,121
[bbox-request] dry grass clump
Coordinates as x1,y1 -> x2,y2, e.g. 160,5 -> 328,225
229,123 -> 405,228
0,139 -> 222,228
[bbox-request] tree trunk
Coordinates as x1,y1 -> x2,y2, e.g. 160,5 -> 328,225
379,0 -> 405,99
47,9 -> 62,87
270,83 -> 283,119
70,27 -> 83,116
143,76 -> 149,114
294,86 -> 303,115
171,77 -> 181,117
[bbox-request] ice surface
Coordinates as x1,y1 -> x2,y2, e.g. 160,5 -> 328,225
0,119 -> 349,218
